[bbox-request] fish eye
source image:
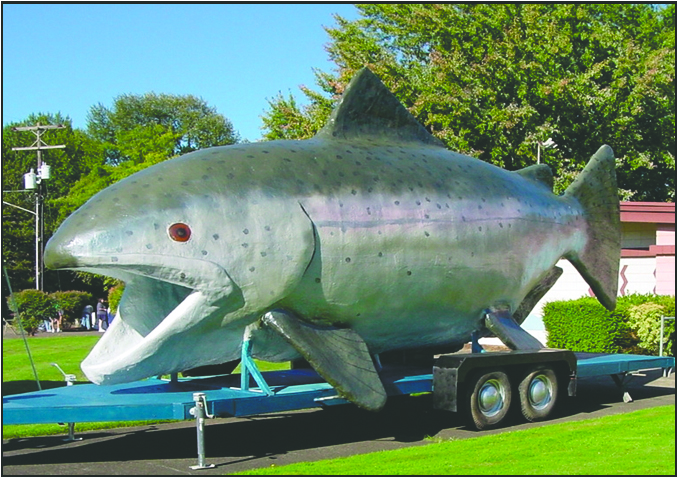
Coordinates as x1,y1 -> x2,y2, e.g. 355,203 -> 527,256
168,223 -> 191,242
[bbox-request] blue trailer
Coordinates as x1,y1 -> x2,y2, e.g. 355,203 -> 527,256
3,349 -> 674,469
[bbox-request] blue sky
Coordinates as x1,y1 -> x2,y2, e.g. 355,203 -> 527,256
2,3 -> 359,142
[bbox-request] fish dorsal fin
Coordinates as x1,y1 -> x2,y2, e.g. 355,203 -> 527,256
316,68 -> 445,147
514,164 -> 554,191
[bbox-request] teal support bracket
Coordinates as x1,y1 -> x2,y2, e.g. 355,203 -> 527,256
471,331 -> 486,354
240,339 -> 274,396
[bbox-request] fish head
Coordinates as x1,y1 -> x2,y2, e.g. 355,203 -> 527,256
44,146 -> 315,384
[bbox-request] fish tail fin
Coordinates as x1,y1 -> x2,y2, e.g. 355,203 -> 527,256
564,145 -> 621,310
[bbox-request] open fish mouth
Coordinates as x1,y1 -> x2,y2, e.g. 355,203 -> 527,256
63,254 -> 246,385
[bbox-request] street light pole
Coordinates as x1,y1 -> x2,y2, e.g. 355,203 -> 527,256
10,123 -> 65,291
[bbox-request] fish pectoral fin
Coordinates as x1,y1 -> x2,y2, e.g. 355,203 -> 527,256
262,310 -> 387,411
484,306 -> 544,350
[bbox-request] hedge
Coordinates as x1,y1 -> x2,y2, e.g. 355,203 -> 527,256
543,294 -> 676,356
6,290 -> 94,334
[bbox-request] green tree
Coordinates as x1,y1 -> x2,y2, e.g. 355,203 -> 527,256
262,4 -> 675,201
88,93 -> 240,165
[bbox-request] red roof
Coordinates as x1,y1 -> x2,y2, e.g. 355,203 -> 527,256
620,202 -> 676,224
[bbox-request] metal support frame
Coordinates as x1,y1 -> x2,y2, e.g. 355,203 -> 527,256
659,317 -> 675,377
189,392 -> 215,470
610,373 -> 634,403
52,363 -> 83,441
471,330 -> 486,354
240,339 -> 273,395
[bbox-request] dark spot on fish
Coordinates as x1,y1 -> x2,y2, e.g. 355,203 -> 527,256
345,257 -> 351,263
111,257 -> 119,262
242,243 -> 249,248
407,271 -> 412,276
351,189 -> 357,195
425,214 -> 430,219
262,150 -> 269,154
243,229 -> 249,235
260,252 -> 267,257
416,201 -> 421,206
378,252 -> 383,257
355,161 -> 361,166
213,234 -> 220,240
180,273 -> 186,280
478,227 -> 483,232
424,231 -> 430,237
264,225 -> 271,231
116,247 -> 123,253
394,201 -> 400,205
125,231 -> 133,236
283,158 -> 292,163
146,244 -> 153,250
249,267 -> 256,272
202,250 -> 208,256
154,223 -> 160,230
315,277 -> 321,283
499,223 -> 504,228
336,155 -> 342,159
157,177 -> 164,182
227,173 -> 235,179
247,155 -> 255,159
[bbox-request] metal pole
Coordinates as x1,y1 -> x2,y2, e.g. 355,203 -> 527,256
189,393 -> 215,470
660,317 -> 665,357
11,123 -> 65,291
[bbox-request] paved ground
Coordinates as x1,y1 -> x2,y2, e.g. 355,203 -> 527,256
2,367 -> 674,475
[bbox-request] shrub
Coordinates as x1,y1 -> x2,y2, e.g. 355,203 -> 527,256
107,284 -> 125,315
627,302 -> 675,356
50,291 -> 94,326
543,294 -> 676,355
543,297 -> 630,353
8,290 -> 54,335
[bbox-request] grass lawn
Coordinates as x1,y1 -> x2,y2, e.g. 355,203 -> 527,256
238,405 -> 676,476
2,334 -> 288,439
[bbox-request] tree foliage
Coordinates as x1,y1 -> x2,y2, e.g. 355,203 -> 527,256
262,4 -> 675,201
88,93 -> 240,165
3,95 -> 240,294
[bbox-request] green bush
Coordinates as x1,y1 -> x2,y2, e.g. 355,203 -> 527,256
544,294 -> 676,355
51,291 -> 94,326
6,289 -> 96,333
107,284 -> 125,315
8,290 -> 54,335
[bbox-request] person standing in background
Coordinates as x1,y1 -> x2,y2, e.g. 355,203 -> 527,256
96,298 -> 108,332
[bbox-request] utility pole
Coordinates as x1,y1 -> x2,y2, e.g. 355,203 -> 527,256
9,123 -> 65,291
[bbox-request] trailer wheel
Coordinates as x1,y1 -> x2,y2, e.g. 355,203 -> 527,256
467,370 -> 512,430
518,367 -> 558,422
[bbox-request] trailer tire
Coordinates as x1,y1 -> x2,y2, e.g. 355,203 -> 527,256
518,367 -> 558,422
467,370 -> 512,430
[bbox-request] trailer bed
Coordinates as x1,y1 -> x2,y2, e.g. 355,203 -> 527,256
3,353 -> 673,426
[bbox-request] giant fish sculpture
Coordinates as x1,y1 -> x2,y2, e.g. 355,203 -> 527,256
44,68 -> 620,411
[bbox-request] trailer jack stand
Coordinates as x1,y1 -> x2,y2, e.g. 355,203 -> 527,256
189,393 -> 215,470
